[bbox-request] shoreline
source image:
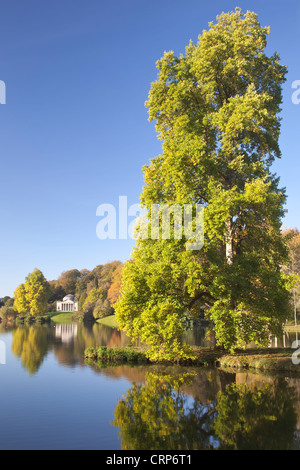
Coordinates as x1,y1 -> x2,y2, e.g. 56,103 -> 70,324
84,345 -> 300,373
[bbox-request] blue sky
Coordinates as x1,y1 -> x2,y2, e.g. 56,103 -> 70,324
0,0 -> 299,297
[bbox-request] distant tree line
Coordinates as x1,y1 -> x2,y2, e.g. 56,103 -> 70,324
2,229 -> 299,331
48,261 -> 123,320
0,261 -> 123,323
0,296 -> 14,308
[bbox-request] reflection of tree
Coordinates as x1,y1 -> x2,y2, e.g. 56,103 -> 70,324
0,323 -> 15,334
112,372 -> 217,450
11,326 -> 49,375
52,322 -> 132,367
214,378 -> 297,450
9,321 -> 134,371
112,371 -> 298,450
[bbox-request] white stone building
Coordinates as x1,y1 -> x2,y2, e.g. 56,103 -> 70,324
56,294 -> 78,313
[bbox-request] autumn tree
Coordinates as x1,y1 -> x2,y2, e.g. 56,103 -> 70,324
74,261 -> 123,318
115,8 -> 291,358
14,283 -> 30,314
57,269 -> 82,294
14,269 -> 50,316
107,264 -> 123,305
48,281 -> 66,302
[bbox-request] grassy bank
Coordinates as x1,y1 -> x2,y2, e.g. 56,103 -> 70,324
84,346 -> 225,367
96,314 -> 119,328
218,347 -> 300,372
284,324 -> 300,332
84,345 -> 300,372
50,312 -> 76,323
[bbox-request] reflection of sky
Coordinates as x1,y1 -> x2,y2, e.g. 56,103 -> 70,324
0,328 -> 128,450
181,393 -> 220,449
182,394 -> 196,412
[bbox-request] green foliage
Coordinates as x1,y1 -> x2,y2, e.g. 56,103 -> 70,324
115,8 -> 291,358
93,298 -> 114,319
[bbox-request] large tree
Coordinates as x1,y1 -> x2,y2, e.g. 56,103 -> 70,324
115,8 -> 291,358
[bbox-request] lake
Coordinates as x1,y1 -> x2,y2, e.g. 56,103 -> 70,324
0,320 -> 300,450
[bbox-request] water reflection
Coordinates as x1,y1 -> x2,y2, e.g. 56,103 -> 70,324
2,320 -> 300,449
10,321 -> 132,374
111,368 -> 298,450
11,326 -> 49,375
112,371 -> 216,450
55,324 -> 78,344
215,378 -> 297,449
185,324 -> 300,350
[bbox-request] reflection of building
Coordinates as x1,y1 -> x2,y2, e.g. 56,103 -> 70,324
55,323 -> 78,344
56,294 -> 78,312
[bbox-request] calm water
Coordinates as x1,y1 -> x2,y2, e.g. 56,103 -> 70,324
0,320 -> 300,450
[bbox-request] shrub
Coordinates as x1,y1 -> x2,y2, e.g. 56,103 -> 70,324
84,346 -> 149,364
